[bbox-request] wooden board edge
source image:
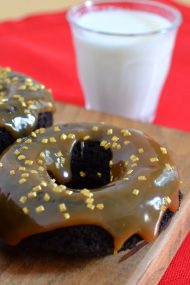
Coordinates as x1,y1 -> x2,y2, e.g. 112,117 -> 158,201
126,192 -> 190,285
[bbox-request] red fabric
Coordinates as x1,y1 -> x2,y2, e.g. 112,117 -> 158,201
0,1 -> 189,283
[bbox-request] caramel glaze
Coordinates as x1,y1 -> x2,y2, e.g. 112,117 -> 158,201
0,67 -> 55,138
0,123 -> 180,253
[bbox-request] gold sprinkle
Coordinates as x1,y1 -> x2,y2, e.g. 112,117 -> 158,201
32,185 -> 42,192
40,152 -> 45,158
12,76 -> 19,82
41,181 -> 47,187
160,147 -> 167,154
53,186 -> 65,193
18,155 -> 26,160
100,140 -> 107,147
127,169 -> 133,175
21,146 -> 29,150
109,160 -> 113,166
96,203 -> 104,210
160,205 -> 167,212
132,189 -> 140,196
104,142 -> 111,150
112,142 -> 118,149
0,162 -> 3,168
19,196 -> 27,204
4,67 -> 11,71
49,137 -> 56,143
124,161 -> 128,167
10,170 -> 15,176
56,151 -> 63,157
22,207 -> 29,215
138,148 -> 144,154
30,169 -> 38,174
25,78 -> 32,84
37,159 -> 43,165
31,132 -> 37,138
13,94 -> 21,99
131,163 -> 137,168
165,163 -> 173,170
97,172 -> 102,178
80,189 -> 93,198
87,204 -> 95,210
59,185 -> 67,191
138,176 -> 147,181
83,135 -> 90,141
65,190 -> 73,195
18,85 -> 26,91
59,203 -> 67,213
54,126 -> 61,132
64,213 -> 70,220
124,140 -> 130,145
38,128 -> 46,134
80,171 -> 86,177
19,178 -> 27,184
41,138 -> 48,144
35,205 -> 45,213
14,149 -> 20,155
123,177 -> 129,181
107,129 -> 113,135
47,102 -> 53,108
21,173 -> 29,178
61,157 -> 66,164
21,102 -> 27,107
24,109 -> 30,115
163,196 -> 171,204
130,155 -> 139,162
92,126 -> 99,132
60,133 -> 67,140
25,160 -> 33,166
19,166 -> 26,171
25,138 -> 32,144
28,192 -> 37,199
0,98 -> 8,103
121,129 -> 132,137
150,157 -> 159,163
86,198 -> 94,204
112,136 -> 119,142
116,144 -> 121,150
43,193 -> 51,202
67,133 -> 76,139
16,138 -> 22,143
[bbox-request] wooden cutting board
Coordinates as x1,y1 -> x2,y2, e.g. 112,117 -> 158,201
0,102 -> 190,285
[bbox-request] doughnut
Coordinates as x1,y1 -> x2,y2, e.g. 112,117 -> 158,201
0,67 -> 55,155
0,123 -> 181,257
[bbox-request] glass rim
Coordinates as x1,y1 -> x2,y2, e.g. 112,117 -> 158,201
67,0 -> 182,37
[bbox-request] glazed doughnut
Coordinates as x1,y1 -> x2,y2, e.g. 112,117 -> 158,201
0,67 -> 55,155
0,123 -> 180,256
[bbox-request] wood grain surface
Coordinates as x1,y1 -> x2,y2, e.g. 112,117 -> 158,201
0,102 -> 190,285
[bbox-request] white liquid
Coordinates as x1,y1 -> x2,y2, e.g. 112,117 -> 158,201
72,9 -> 177,121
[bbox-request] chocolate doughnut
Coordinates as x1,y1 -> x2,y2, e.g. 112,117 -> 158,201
0,67 -> 55,155
0,123 -> 181,256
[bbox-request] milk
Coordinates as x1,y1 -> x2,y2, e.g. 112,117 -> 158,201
70,8 -> 178,121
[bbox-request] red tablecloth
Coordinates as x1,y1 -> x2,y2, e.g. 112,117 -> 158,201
0,1 -> 189,283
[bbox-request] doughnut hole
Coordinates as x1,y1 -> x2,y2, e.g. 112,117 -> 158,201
66,141 -> 112,190
36,112 -> 53,129
0,128 -> 15,155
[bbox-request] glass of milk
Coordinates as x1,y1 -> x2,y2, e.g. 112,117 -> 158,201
67,0 -> 182,122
